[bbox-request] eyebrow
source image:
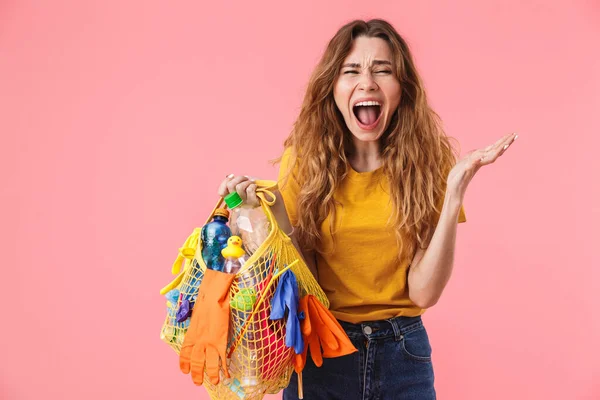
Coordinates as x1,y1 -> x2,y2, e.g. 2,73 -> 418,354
341,60 -> 392,68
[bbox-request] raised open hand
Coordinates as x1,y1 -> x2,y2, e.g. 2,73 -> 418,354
447,133 -> 518,201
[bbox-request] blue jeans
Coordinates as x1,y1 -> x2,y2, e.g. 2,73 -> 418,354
283,315 -> 436,400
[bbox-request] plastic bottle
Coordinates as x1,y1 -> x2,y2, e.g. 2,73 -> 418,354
219,367 -> 247,398
224,192 -> 270,256
175,209 -> 230,322
200,208 -> 232,271
223,193 -> 269,389
222,236 -> 248,275
229,345 -> 260,392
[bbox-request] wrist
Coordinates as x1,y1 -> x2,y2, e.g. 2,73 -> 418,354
443,191 -> 463,214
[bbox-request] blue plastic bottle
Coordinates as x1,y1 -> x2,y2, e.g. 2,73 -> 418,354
201,208 -> 232,271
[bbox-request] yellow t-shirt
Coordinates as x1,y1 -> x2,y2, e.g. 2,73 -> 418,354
277,147 -> 466,324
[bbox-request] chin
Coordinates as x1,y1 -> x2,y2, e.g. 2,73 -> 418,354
350,130 -> 383,143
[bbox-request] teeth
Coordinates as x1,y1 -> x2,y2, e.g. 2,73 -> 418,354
354,101 -> 381,107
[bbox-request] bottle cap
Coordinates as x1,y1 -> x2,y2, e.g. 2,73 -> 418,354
214,208 -> 230,219
224,192 -> 243,209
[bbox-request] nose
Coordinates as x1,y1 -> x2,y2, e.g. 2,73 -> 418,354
358,72 -> 378,92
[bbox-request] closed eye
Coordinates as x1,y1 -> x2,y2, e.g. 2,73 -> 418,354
343,70 -> 391,75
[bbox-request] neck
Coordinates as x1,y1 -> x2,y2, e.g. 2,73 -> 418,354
348,139 -> 382,172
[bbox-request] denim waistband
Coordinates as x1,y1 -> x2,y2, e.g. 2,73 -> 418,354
338,315 -> 424,341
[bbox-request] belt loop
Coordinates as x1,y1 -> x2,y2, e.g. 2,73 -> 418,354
387,317 -> 402,341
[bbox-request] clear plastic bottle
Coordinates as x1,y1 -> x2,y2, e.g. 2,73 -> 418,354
222,236 -> 248,275
224,192 -> 270,256
223,192 -> 266,391
225,192 -> 270,288
229,346 -> 260,392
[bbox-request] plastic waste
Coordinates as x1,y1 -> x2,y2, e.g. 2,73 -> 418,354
223,193 -> 273,390
230,288 -> 257,312
230,347 -> 260,391
222,236 -> 248,275
224,192 -> 270,256
270,270 -> 304,354
161,289 -> 181,342
201,208 -> 232,271
176,208 -> 231,323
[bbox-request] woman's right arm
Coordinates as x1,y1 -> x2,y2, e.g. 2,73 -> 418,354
273,146 -> 319,279
271,190 -> 318,280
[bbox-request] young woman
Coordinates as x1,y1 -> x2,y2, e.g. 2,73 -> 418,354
219,19 -> 516,400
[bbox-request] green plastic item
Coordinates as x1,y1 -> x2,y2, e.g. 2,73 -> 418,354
230,288 -> 257,311
224,192 -> 243,209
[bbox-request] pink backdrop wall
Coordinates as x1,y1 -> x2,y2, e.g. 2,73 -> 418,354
1,1 -> 599,399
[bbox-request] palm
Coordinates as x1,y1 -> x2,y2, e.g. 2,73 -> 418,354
447,133 -> 518,200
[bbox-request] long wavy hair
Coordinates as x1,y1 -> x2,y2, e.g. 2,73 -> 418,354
274,19 -> 460,262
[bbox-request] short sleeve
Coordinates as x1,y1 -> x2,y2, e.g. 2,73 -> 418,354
277,147 -> 301,226
458,205 -> 467,223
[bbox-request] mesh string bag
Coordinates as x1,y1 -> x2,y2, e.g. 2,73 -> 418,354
160,180 -> 328,399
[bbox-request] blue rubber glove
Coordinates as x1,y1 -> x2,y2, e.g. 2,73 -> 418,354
270,269 -> 304,354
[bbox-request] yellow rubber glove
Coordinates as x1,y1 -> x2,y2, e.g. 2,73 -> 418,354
179,268 -> 235,385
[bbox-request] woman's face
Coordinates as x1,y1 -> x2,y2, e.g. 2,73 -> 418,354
334,36 -> 401,144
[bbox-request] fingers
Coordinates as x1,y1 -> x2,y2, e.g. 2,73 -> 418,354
500,132 -> 518,153
235,179 -> 254,203
246,182 -> 259,206
217,174 -> 235,197
311,305 -> 337,349
179,346 -> 192,374
492,133 -> 513,148
316,305 -> 346,340
190,345 -> 207,385
228,176 -> 251,196
218,174 -> 248,197
494,133 -> 517,153
294,352 -> 306,373
205,347 -> 220,385
481,133 -> 518,163
217,174 -> 261,207
309,334 -> 323,367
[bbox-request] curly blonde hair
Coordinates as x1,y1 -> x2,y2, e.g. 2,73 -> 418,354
274,19 -> 460,261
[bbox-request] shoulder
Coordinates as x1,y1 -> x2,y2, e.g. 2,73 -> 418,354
278,146 -> 302,179
280,146 -> 299,167
277,146 -> 301,192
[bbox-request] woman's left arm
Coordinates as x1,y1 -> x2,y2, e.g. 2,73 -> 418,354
408,132 -> 518,308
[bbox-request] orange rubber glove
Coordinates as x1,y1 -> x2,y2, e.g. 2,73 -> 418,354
294,296 -> 316,372
294,295 -> 357,373
179,268 -> 235,385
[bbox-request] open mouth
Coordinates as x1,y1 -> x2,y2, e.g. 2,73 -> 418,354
352,102 -> 382,129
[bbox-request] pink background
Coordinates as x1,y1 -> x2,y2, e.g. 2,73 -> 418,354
1,1 -> 599,399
